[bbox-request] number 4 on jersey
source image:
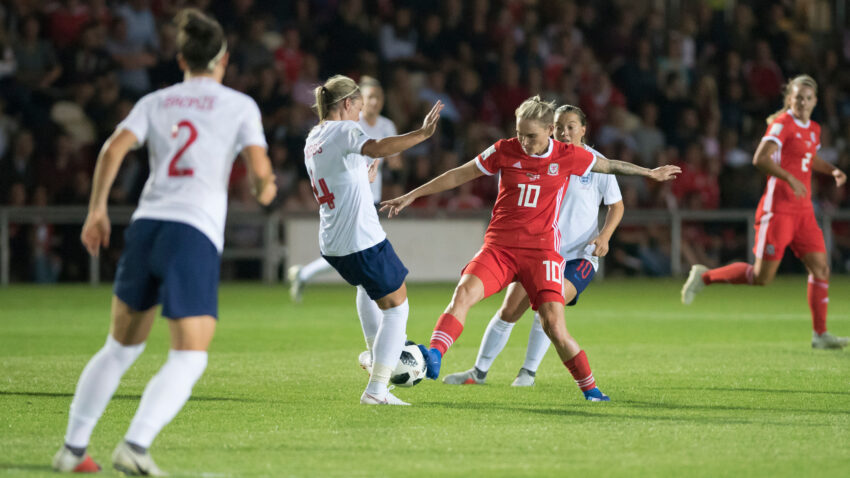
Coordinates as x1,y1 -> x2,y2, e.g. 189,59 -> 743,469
310,173 -> 335,209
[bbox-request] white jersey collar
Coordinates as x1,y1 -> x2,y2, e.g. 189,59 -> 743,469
786,109 -> 811,128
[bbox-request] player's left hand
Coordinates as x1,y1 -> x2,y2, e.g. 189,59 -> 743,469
833,169 -> 847,187
648,165 -> 681,182
80,209 -> 111,257
588,236 -> 610,256
368,159 -> 380,183
379,194 -> 415,218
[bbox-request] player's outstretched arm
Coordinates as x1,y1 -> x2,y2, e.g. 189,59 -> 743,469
241,145 -> 278,205
380,159 -> 484,218
588,200 -> 624,257
591,157 -> 681,181
812,154 -> 847,187
361,101 -> 444,159
81,128 -> 137,257
752,140 -> 807,197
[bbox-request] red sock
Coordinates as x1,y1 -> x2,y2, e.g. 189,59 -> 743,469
702,262 -> 753,285
807,275 -> 828,335
430,313 -> 463,356
563,350 -> 596,391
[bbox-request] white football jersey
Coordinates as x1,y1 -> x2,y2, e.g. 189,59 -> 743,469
358,113 -> 397,203
304,120 -> 386,256
557,144 -> 622,270
118,77 -> 267,252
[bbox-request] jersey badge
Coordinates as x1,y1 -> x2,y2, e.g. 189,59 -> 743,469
796,132 -> 801,138
548,163 -> 559,176
480,145 -> 496,161
579,174 -> 591,185
766,244 -> 775,256
526,172 -> 541,181
768,123 -> 783,137
512,161 -> 522,168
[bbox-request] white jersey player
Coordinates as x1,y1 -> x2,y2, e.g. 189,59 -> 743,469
304,74 -> 442,406
288,77 -> 400,302
443,104 -> 624,387
54,10 -> 276,476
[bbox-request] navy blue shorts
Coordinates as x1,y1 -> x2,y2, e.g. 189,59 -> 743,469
563,258 -> 595,306
114,219 -> 220,319
323,239 -> 408,301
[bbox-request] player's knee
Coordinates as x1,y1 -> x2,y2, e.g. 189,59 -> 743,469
498,304 -> 524,323
752,275 -> 772,286
810,265 -> 830,281
449,284 -> 478,310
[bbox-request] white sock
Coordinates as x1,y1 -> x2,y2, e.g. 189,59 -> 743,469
365,300 -> 408,398
124,350 -> 207,448
474,314 -> 515,372
522,313 -> 551,373
65,336 -> 145,448
299,257 -> 334,282
356,285 -> 381,353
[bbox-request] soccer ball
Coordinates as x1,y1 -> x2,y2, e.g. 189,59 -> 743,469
390,341 -> 427,387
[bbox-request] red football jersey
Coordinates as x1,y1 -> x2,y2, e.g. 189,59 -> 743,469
475,138 -> 596,251
757,111 -> 821,215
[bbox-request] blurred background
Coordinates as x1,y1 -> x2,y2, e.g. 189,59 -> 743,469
1,0 -> 849,284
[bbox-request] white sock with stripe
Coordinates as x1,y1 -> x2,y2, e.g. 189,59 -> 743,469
521,313 -> 552,373
474,314 -> 515,372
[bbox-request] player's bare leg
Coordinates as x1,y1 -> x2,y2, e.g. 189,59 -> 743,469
115,316 -> 215,476
359,284 -> 410,405
423,274 -> 486,379
444,282 -> 530,385
685,257 -> 780,304
537,301 -> 608,401
800,252 -> 846,349
55,298 -> 155,473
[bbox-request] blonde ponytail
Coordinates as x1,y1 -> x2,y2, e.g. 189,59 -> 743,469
766,74 -> 818,124
313,75 -> 361,122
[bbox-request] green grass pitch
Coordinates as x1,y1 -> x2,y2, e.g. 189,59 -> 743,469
1,277 -> 848,477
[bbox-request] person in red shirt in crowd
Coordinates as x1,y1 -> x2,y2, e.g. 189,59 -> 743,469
681,75 -> 849,349
381,96 -> 679,401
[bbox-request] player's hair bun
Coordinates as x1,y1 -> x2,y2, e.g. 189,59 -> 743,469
175,8 -> 225,72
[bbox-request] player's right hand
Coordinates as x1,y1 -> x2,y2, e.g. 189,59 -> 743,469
787,176 -> 807,197
648,165 -> 681,182
379,194 -> 415,218
80,209 -> 111,258
420,100 -> 444,138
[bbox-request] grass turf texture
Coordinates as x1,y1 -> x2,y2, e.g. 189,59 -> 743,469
1,277 -> 848,477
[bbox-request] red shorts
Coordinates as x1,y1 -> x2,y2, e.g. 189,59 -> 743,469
462,244 -> 564,310
753,211 -> 825,261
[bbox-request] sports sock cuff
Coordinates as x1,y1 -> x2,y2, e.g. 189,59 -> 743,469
430,313 -> 463,355
105,335 -> 146,361
494,317 -> 516,332
370,363 -> 393,385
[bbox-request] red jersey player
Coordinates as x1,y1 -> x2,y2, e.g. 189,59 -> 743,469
681,75 -> 848,349
381,96 -> 680,401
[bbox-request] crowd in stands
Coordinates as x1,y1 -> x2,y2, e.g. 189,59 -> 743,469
1,0 -> 849,281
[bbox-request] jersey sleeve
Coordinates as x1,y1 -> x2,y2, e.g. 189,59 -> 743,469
236,99 -> 268,151
474,142 -> 501,176
569,146 -> 597,177
601,175 -> 623,205
762,116 -> 791,147
116,94 -> 153,145
342,121 -> 371,156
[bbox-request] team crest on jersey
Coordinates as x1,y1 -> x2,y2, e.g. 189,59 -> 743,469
548,163 -> 559,176
766,244 -> 775,256
526,172 -> 541,181
579,174 -> 591,185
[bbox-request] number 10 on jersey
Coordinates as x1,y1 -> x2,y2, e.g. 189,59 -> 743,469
517,184 -> 540,207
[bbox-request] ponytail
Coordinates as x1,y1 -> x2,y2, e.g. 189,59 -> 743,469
313,75 -> 361,122
766,74 -> 818,124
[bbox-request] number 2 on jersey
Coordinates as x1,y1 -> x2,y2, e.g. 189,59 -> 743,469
309,172 -> 335,209
801,152 -> 811,172
168,120 -> 197,177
